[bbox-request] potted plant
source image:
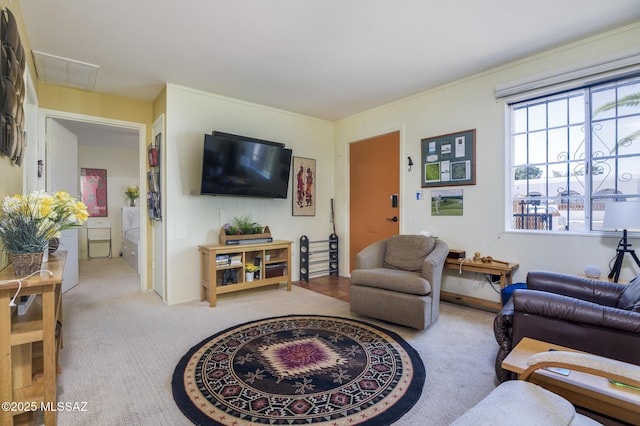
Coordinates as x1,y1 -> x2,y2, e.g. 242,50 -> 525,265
245,263 -> 260,282
265,250 -> 271,261
0,190 -> 88,276
225,215 -> 264,235
124,185 -> 140,207
234,215 -> 256,234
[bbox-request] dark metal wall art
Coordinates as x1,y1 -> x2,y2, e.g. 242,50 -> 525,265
0,8 -> 27,166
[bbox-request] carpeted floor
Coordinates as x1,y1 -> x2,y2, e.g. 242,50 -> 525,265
49,258 -> 498,425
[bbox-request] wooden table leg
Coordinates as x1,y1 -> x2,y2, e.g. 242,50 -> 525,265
42,286 -> 57,425
0,289 -> 12,426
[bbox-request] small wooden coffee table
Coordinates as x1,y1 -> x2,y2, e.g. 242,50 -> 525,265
502,338 -> 640,424
442,257 -> 519,311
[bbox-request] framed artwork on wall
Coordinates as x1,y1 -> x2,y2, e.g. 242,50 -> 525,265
431,189 -> 463,216
80,168 -> 108,217
292,156 -> 316,216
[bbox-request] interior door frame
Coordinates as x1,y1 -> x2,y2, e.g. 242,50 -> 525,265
346,127 -> 404,273
46,117 -> 80,293
38,109 -> 148,292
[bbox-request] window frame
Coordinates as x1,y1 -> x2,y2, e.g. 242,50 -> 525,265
504,73 -> 640,235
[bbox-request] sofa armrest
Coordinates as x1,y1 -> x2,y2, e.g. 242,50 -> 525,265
526,271 -> 625,307
522,351 -> 640,387
494,299 -> 515,382
494,299 -> 514,345
354,239 -> 386,270
421,239 -> 449,282
513,290 -> 640,333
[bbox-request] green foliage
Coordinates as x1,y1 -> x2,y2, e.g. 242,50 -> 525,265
0,214 -> 50,254
593,93 -> 640,116
594,92 -> 640,148
514,166 -> 542,180
233,215 -> 255,234
0,191 -> 89,254
224,215 -> 264,235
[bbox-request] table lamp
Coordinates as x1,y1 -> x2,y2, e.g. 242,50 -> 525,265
603,201 -> 640,282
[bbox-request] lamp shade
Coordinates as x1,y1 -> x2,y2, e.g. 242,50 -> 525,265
603,202 -> 640,231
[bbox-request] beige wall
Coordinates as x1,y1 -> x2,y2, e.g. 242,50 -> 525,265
153,86 -> 167,121
0,1 -> 36,269
334,22 -> 640,304
163,85 -> 334,304
2,1 -> 638,305
37,83 -> 153,145
77,144 -> 139,260
0,0 -> 35,198
0,2 -> 155,273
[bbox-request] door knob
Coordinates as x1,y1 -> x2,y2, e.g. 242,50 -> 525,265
386,216 -> 398,222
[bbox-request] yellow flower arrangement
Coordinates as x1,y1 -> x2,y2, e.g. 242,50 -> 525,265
245,263 -> 260,273
125,185 -> 140,206
0,190 -> 89,254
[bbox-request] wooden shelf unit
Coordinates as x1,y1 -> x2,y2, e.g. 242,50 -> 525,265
442,257 -> 519,312
1,251 -> 66,426
198,240 -> 292,307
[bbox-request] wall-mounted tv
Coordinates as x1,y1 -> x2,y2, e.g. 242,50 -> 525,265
200,131 -> 293,199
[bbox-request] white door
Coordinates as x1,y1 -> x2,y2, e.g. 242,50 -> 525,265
46,118 -> 80,293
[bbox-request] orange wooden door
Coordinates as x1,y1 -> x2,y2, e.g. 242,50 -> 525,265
349,131 -> 400,272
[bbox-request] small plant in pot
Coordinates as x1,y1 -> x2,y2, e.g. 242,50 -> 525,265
245,263 -> 260,273
223,224 -> 239,235
124,185 -> 140,207
245,263 -> 260,281
226,215 -> 263,235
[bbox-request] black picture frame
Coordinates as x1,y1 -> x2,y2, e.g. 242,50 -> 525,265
421,129 -> 476,187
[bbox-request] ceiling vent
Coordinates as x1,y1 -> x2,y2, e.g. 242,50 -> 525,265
32,50 -> 99,90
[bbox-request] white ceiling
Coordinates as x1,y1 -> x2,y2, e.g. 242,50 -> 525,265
19,0 -> 640,125
55,119 -> 139,150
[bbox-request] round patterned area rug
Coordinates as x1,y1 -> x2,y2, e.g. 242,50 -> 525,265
172,315 -> 425,425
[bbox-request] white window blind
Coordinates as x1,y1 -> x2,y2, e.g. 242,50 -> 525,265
495,53 -> 640,100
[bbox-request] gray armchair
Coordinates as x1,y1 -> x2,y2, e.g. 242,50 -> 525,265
350,234 -> 449,329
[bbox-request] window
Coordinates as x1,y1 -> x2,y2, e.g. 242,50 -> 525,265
508,75 -> 640,233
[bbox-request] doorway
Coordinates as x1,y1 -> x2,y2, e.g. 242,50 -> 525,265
38,109 -> 148,293
349,131 -> 400,272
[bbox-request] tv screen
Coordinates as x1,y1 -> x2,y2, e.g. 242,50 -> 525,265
200,132 -> 292,199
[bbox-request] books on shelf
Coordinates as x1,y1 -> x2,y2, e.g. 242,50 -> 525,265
216,254 -> 241,267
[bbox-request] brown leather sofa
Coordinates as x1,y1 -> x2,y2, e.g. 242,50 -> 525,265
494,271 -> 640,382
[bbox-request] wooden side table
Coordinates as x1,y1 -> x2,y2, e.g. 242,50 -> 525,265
0,251 -> 66,425
502,337 -> 640,424
442,257 -> 519,311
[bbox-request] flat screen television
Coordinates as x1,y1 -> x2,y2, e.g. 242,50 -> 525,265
200,131 -> 293,199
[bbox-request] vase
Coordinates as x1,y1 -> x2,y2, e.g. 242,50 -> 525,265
245,272 -> 254,282
11,252 -> 44,277
48,237 -> 60,254
129,199 -> 136,207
